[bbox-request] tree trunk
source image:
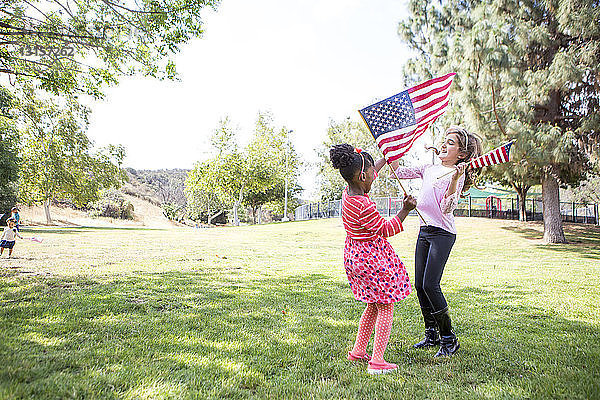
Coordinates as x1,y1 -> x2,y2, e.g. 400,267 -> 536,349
207,210 -> 223,225
257,206 -> 261,224
541,169 -> 567,244
44,198 -> 52,224
519,197 -> 527,221
233,185 -> 244,226
512,183 -> 529,221
232,202 -> 239,226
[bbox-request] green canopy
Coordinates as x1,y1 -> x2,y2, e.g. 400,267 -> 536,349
465,187 -> 512,198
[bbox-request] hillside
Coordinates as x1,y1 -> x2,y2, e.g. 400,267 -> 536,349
122,168 -> 188,207
9,169 -> 230,227
13,169 -> 191,228
19,193 -> 179,229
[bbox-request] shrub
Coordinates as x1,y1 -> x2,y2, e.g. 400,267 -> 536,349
90,189 -> 134,219
162,202 -> 186,222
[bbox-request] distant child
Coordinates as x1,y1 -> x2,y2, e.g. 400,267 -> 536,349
330,144 -> 417,375
11,207 -> 20,231
1,217 -> 23,258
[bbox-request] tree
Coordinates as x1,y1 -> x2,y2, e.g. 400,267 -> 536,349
565,174 -> 600,205
316,117 -> 405,202
185,113 -> 303,225
186,118 -> 246,225
185,159 -> 228,224
1,0 -> 219,97
243,112 -> 302,223
265,127 -> 303,220
198,152 -> 248,225
0,130 -> 19,218
211,116 -> 238,156
399,0 -> 598,243
18,90 -> 125,223
0,86 -> 19,219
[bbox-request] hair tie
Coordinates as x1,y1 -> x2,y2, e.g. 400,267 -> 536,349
358,151 -> 365,178
354,147 -> 362,153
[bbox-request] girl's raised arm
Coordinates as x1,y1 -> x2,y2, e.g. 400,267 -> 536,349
375,158 -> 400,173
393,164 -> 427,180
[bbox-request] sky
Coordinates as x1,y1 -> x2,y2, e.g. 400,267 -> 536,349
86,0 -> 418,198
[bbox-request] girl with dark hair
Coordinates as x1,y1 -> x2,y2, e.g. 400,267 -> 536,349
392,125 -> 483,357
330,143 -> 417,375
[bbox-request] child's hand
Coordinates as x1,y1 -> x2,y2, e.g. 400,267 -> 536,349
402,194 -> 417,211
452,162 -> 469,181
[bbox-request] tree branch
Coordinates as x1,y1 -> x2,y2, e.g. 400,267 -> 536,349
0,28 -> 104,41
0,11 -> 47,28
52,0 -> 76,19
491,80 -> 507,136
101,0 -> 195,15
99,0 -> 151,35
22,0 -> 56,27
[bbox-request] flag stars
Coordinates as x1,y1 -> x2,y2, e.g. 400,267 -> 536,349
360,90 -> 417,136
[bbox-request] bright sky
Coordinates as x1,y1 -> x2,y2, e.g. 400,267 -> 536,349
86,0 -> 417,198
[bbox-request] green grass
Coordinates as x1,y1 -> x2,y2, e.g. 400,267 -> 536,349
0,217 -> 599,399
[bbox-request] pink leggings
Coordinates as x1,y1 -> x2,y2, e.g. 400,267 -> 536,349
351,303 -> 394,363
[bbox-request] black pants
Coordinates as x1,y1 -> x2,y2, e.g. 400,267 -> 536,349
414,226 -> 456,312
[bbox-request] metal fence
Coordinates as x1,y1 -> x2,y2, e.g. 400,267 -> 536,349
295,196 -> 600,225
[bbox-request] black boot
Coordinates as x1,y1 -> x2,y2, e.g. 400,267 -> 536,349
432,307 -> 459,357
413,307 -> 440,349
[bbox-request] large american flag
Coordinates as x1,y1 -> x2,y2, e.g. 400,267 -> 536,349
359,73 -> 456,162
469,141 -> 514,168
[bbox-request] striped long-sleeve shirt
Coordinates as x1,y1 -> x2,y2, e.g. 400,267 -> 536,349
341,188 -> 403,241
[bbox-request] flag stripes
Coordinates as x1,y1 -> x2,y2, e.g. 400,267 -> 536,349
359,73 -> 456,163
469,141 -> 514,169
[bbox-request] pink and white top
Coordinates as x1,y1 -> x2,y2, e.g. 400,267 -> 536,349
394,164 -> 464,234
341,188 -> 403,241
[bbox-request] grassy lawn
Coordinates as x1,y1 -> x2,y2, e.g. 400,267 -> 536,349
0,217 -> 599,399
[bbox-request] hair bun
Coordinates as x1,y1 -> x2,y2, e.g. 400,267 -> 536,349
330,143 -> 355,169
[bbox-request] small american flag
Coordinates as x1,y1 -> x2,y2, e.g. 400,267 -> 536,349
469,141 -> 514,168
359,73 -> 456,162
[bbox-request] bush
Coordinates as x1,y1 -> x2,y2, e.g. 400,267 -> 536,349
162,202 -> 186,222
90,189 -> 134,219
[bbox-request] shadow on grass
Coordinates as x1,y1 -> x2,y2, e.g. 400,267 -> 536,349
0,273 -> 598,399
502,223 -> 600,260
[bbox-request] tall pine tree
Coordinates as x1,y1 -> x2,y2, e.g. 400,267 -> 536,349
400,0 -> 599,243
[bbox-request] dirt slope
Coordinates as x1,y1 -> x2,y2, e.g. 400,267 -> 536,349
18,194 -> 178,229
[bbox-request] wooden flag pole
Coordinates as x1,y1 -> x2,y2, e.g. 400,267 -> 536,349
436,166 -> 461,181
357,111 -> 428,224
387,163 -> 427,224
